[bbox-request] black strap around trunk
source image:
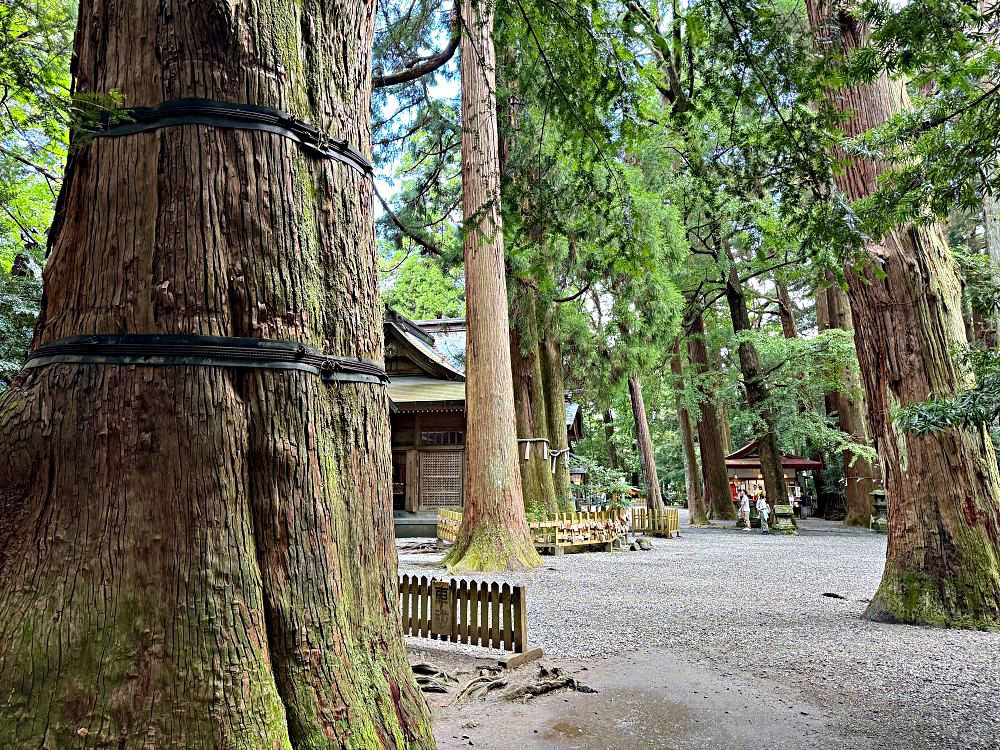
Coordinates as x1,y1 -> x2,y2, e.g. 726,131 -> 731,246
25,334 -> 388,385
88,98 -> 373,177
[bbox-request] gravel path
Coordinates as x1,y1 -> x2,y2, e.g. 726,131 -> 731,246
398,512 -> 1000,750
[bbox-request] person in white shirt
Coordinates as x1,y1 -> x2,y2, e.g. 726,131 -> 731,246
756,496 -> 770,535
738,491 -> 751,530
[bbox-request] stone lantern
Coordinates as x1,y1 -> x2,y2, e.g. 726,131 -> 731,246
870,488 -> 888,533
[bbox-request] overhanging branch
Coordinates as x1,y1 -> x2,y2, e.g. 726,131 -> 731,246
373,8 -> 460,90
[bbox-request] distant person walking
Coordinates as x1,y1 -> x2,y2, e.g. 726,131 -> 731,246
756,496 -> 770,535
738,491 -> 751,530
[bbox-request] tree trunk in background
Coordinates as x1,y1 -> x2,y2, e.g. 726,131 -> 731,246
818,276 -> 878,526
541,323 -> 572,506
0,0 -> 436,745
671,340 -> 708,523
980,195 -> 1000,347
814,283 -> 850,518
510,279 -> 559,515
604,408 -> 621,469
447,0 -> 540,572
808,0 -> 1000,627
775,279 -> 799,339
628,371 -> 665,509
687,314 -> 737,520
723,264 -> 786,521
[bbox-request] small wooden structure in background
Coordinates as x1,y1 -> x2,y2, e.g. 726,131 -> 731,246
630,507 -> 680,538
398,574 -> 528,653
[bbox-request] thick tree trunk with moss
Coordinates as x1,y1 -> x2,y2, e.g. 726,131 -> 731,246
510,279 -> 559,515
628,371 -> 665,509
808,0 -> 1000,627
445,0 -> 540,572
0,0 -> 436,746
723,264 -> 786,520
671,340 -> 708,523
687,313 -> 737,520
817,277 -> 877,526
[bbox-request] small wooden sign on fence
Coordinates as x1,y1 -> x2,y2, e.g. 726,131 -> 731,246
430,580 -> 453,638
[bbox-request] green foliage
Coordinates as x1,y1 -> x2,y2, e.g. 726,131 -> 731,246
380,250 -> 465,319
0,0 -> 75,390
896,347 -> 1000,441
0,260 -> 40,385
848,0 -> 1000,231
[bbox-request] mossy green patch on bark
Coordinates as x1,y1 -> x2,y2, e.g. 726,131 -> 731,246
866,557 -> 1000,630
444,523 -> 541,573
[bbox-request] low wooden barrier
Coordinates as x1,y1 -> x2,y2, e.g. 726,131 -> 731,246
435,509 -> 628,555
630,507 -> 680,538
529,510 -> 628,555
437,509 -> 462,543
398,574 -> 527,652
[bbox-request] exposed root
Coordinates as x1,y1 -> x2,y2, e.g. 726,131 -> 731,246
412,663 -> 459,693
500,667 -> 597,703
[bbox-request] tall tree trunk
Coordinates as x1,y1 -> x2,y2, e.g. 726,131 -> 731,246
628,371 -> 665,509
818,277 -> 878,525
807,0 -> 1000,627
0,0 -> 436,746
775,279 -> 799,339
510,280 -> 558,515
980,195 -> 1000,347
604,408 -> 621,469
723,264 -> 786,520
541,321 -> 572,506
446,0 -> 540,572
687,314 -> 737,520
671,340 -> 708,523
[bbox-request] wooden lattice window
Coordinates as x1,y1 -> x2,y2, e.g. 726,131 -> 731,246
421,431 -> 464,446
419,450 -> 464,509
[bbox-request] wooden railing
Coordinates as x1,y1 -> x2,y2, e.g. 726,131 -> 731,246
435,509 -> 629,554
630,507 -> 680,538
398,574 -> 527,652
529,510 -> 628,554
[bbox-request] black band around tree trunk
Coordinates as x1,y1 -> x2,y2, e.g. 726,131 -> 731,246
87,98 -> 373,177
25,334 -> 388,385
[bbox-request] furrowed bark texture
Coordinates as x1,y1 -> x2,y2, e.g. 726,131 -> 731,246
723,265 -> 786,518
0,0 -> 436,747
817,275 -> 877,526
671,340 -> 708,524
446,0 -> 540,572
628,371 -> 665,509
687,314 -> 737,520
807,0 -> 1000,627
510,278 -> 558,515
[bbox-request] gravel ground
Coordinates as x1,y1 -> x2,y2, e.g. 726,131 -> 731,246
398,511 -> 1000,750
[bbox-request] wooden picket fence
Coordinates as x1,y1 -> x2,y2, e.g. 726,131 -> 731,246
435,509 -> 628,555
398,574 -> 527,652
630,507 -> 680,538
437,508 -> 462,543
